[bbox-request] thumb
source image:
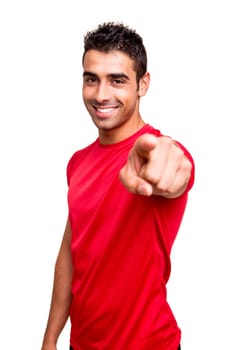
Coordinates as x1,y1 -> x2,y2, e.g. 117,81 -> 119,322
119,164 -> 153,196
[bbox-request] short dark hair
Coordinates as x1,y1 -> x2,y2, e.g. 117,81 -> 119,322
82,22 -> 147,85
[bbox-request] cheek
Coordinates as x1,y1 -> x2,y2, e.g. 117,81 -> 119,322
82,87 -> 92,102
122,91 -> 138,105
82,86 -> 86,98
116,88 -> 136,101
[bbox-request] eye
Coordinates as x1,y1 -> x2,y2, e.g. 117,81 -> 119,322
84,76 -> 97,84
112,79 -> 125,85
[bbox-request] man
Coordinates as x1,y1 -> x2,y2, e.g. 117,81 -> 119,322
41,22 -> 194,350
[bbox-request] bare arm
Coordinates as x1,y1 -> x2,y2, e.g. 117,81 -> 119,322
119,134 -> 192,198
41,218 -> 73,350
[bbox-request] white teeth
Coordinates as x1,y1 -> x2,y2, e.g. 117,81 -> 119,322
96,107 -> 115,113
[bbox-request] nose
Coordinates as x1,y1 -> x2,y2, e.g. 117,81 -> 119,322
95,81 -> 111,103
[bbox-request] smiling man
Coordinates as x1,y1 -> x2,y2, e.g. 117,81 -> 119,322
41,22 -> 195,350
82,49 -> 148,145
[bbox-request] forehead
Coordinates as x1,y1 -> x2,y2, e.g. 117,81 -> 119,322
83,49 -> 135,75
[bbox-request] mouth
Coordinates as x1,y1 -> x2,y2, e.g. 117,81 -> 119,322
93,105 -> 118,118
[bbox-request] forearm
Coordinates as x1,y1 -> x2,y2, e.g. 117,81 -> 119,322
41,265 -> 72,346
41,219 -> 73,349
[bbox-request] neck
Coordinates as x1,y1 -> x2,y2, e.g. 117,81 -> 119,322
99,116 -> 145,145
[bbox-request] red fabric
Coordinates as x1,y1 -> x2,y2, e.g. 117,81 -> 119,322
67,124 -> 194,350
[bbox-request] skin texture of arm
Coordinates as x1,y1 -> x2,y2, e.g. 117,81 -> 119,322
41,218 -> 73,350
119,133 -> 192,198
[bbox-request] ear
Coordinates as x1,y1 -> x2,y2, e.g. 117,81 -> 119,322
138,72 -> 150,97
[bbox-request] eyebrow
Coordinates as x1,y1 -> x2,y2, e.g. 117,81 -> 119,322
83,71 -> 130,80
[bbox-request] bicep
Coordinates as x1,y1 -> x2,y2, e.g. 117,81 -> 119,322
55,217 -> 73,276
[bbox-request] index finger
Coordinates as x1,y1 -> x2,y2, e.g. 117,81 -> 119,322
134,133 -> 158,159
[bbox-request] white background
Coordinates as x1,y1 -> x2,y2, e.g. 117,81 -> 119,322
0,0 -> 233,349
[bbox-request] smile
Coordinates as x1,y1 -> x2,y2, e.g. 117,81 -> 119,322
95,106 -> 117,114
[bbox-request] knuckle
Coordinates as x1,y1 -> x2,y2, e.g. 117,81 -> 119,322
182,157 -> 192,174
